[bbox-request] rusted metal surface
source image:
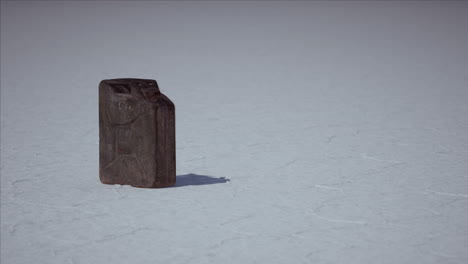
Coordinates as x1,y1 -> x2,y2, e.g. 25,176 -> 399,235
99,79 -> 175,188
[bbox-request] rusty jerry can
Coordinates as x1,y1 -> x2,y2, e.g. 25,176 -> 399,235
99,78 -> 175,188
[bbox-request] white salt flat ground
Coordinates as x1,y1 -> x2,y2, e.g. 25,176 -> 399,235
1,1 -> 468,263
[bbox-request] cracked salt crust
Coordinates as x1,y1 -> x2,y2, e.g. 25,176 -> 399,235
2,1 -> 468,264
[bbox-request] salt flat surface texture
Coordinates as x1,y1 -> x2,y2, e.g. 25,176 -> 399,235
1,1 -> 468,264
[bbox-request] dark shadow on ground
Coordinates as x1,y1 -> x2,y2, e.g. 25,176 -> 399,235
173,174 -> 230,188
